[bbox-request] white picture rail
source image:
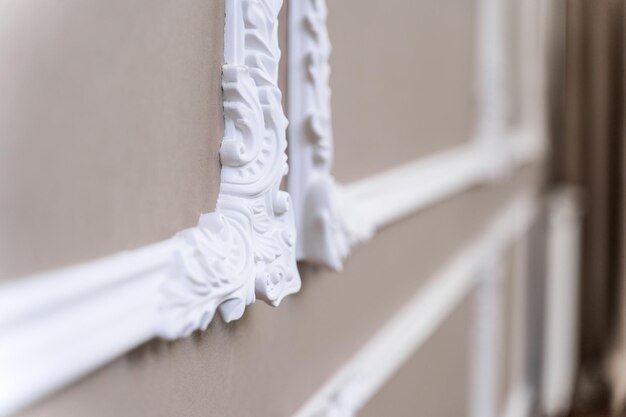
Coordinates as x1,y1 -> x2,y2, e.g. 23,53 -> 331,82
0,0 -> 550,414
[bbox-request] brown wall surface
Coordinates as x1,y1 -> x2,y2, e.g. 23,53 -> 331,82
328,0 -> 478,183
0,0 -> 224,280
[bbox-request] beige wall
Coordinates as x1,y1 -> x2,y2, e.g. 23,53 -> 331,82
360,293 -> 474,417
0,0 -> 224,280
499,246 -> 519,415
328,0 -> 478,182
2,0 -> 549,415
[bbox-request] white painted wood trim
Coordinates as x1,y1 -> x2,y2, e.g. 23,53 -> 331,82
292,192 -> 539,417
0,0 -> 298,414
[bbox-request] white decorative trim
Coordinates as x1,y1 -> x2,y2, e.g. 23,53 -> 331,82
287,0 -> 546,270
293,192 -> 539,417
287,0 -> 352,270
470,254 -> 505,417
503,384 -> 534,417
541,188 -> 582,415
0,0 -> 551,412
160,0 -> 300,339
337,128 -> 543,248
0,0 -> 297,414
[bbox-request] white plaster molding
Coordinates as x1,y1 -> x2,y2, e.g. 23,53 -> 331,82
293,192 -> 539,417
475,0 -> 509,179
160,0 -> 300,339
335,128 -> 543,250
503,384 -> 534,417
287,0 -> 352,270
470,253 -> 505,417
0,0 -> 550,412
0,0 -> 297,414
541,188 -> 582,416
287,0 -> 546,271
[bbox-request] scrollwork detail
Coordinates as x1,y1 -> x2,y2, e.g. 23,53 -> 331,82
158,0 -> 300,340
288,0 -> 362,270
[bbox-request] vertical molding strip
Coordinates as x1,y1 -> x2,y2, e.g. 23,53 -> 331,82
502,226 -> 534,417
287,0 -> 546,271
287,0 -> 353,270
541,188 -> 582,415
470,253 -> 504,417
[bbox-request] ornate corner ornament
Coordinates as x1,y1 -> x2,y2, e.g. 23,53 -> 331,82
159,0 -> 300,339
0,1 -> 298,413
287,0 -> 369,271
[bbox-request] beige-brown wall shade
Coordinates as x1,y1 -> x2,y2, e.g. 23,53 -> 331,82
0,0 -> 224,281
359,293 -> 474,417
328,0 -> 478,182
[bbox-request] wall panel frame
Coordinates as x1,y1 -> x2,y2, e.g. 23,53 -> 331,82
0,1 -> 298,414
287,0 -> 546,270
0,0 -> 551,415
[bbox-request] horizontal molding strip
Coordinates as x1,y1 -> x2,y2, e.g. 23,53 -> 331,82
337,127 -> 544,242
0,0 -> 548,413
503,384 -> 534,417
0,131 -> 543,417
0,0 -> 302,414
0,242 -> 171,415
293,191 -> 539,417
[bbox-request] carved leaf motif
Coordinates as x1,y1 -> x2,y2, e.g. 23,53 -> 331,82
159,214 -> 255,339
221,65 -> 265,168
158,0 -> 300,339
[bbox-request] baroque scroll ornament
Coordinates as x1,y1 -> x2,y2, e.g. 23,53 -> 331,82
158,0 -> 300,340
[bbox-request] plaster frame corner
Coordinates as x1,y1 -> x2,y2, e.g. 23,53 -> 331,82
0,0 -> 299,414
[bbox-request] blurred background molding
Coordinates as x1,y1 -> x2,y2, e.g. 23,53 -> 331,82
293,191 -> 539,417
287,0 -> 546,272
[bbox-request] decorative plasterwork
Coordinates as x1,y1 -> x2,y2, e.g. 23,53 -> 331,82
0,0 -> 297,413
0,0 -> 549,413
158,0 -> 300,339
287,0 -> 359,270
